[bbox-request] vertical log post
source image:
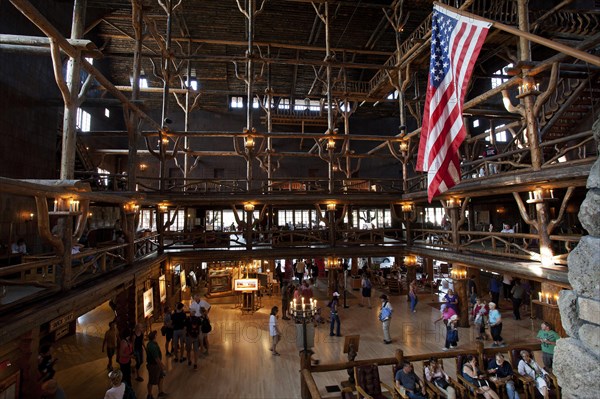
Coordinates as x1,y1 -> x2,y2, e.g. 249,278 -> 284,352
517,0 -> 543,170
453,276 -> 470,328
61,215 -> 74,290
59,0 -> 86,180
127,0 -> 143,191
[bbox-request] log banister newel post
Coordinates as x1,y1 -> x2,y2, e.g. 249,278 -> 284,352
395,348 -> 404,367
476,340 -> 485,369
35,196 -> 64,256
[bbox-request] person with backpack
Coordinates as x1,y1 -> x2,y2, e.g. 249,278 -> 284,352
379,294 -> 393,344
360,274 -> 372,308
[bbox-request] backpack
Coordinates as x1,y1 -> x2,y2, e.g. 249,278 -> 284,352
379,303 -> 392,321
201,317 -> 212,334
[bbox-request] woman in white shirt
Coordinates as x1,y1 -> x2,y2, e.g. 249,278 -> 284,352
269,306 -> 281,356
425,358 -> 456,399
517,351 -> 549,399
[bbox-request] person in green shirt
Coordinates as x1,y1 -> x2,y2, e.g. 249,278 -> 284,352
146,330 -> 167,399
536,321 -> 560,370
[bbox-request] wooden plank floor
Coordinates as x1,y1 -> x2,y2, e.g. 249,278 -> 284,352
54,280 -> 540,398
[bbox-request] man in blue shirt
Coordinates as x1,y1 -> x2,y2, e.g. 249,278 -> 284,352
489,275 -> 501,308
395,362 -> 428,399
487,353 -> 519,399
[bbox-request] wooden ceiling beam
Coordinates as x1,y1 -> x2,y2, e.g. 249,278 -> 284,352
96,33 -> 393,56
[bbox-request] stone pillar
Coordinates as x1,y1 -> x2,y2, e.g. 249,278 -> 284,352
554,116 -> 600,398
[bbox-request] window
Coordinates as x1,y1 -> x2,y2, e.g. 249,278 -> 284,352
76,108 -> 91,132
139,209 -> 155,231
387,90 -> 399,100
230,96 -> 244,109
85,57 -> 94,65
252,97 -> 260,109
104,108 -> 110,118
278,98 -> 290,110
484,123 -> 508,143
96,167 -> 109,186
491,63 -> 513,89
205,210 -> 223,231
472,119 -> 479,128
185,80 -> 198,91
166,209 -> 185,231
424,207 -> 445,226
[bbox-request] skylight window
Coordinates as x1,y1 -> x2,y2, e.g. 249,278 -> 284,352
491,63 -> 513,89
230,96 -> 244,109
105,108 -> 110,118
76,108 -> 91,132
278,98 -> 290,110
484,124 -> 507,142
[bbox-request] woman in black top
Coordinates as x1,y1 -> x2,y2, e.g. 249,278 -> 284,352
132,323 -> 144,382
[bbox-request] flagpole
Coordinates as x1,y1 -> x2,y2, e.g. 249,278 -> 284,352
433,1 -> 600,68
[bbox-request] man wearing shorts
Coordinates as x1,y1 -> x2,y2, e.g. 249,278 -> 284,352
145,330 -> 167,399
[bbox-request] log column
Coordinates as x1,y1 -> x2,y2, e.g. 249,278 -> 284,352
451,266 -> 470,328
59,0 -> 86,180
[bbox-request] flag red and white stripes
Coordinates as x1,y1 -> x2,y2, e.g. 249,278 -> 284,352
416,5 -> 491,202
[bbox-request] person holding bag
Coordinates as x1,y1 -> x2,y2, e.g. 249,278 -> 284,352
462,355 -> 500,399
425,358 -> 456,399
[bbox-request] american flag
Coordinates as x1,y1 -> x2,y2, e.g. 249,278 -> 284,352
416,5 -> 491,202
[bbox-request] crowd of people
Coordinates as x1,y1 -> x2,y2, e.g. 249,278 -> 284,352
42,259 -> 555,399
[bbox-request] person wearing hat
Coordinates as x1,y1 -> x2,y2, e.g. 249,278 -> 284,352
444,314 -> 459,351
379,294 -> 393,344
328,292 -> 341,337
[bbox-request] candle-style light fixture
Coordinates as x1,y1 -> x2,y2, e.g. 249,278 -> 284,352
399,140 -> 409,154
158,203 -> 169,213
326,203 -> 337,212
290,297 -> 318,354
517,78 -> 540,98
325,257 -> 341,270
446,197 -> 462,208
403,255 -> 417,267
124,202 -> 140,214
527,188 -> 555,203
401,203 -> 413,213
244,203 -> 255,212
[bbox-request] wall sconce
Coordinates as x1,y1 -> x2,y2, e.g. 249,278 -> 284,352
325,257 -> 341,269
326,203 -> 337,212
245,136 -> 255,150
68,199 -> 80,213
527,188 -> 555,203
161,136 -> 169,145
158,203 -> 169,213
332,164 -> 339,172
399,140 -> 409,154
401,203 -> 413,213
446,197 -> 461,208
326,137 -> 335,150
29,212 -> 34,221
124,202 -> 139,214
517,78 -> 540,98
244,203 -> 255,212
139,163 -> 148,171
403,255 -> 417,266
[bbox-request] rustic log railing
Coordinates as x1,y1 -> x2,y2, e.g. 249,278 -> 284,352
300,341 -> 543,399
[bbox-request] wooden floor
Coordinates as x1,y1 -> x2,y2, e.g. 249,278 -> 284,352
54,280 -> 540,399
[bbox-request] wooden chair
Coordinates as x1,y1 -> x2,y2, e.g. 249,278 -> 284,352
455,355 -> 488,399
387,278 -> 401,295
509,349 -> 561,399
391,363 -> 435,399
354,363 -> 398,399
422,359 -> 466,399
